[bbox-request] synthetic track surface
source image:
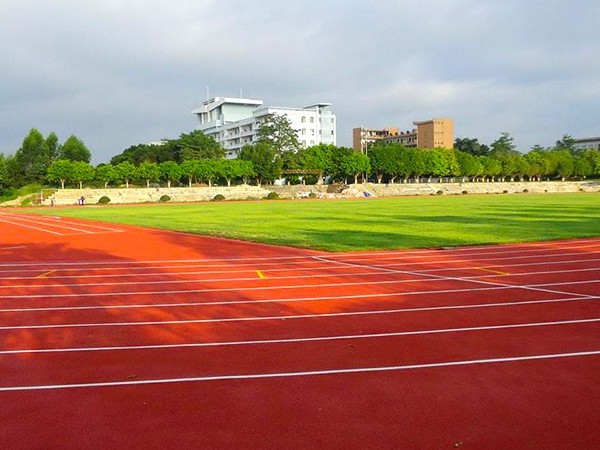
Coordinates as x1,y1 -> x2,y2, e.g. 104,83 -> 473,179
0,211 -> 599,449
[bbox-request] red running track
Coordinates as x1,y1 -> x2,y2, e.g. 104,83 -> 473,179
0,211 -> 599,449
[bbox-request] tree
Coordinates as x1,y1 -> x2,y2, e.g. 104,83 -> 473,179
454,137 -> 489,156
239,142 -> 281,186
555,134 -> 576,152
195,159 -> 220,186
490,132 -> 518,156
336,150 -> 370,184
180,160 -> 200,187
71,162 -> 94,189
171,130 -> 224,161
111,142 -> 174,165
217,159 -> 254,186
480,156 -> 502,181
46,132 -> 60,161
115,161 -> 136,188
60,135 -> 91,162
573,156 -> 592,179
299,144 -> 335,184
582,149 -> 600,176
0,154 -> 10,190
369,144 -> 400,183
136,162 -> 160,188
159,161 -> 182,188
13,128 -> 52,185
95,164 -> 117,188
256,113 -> 301,155
47,160 -> 75,189
456,151 -> 483,181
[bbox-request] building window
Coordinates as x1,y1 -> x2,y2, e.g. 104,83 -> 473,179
301,116 -> 306,123
301,129 -> 306,135
310,117 -> 314,123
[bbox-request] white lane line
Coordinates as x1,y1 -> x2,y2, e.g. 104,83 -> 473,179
0,218 -> 66,235
3,293 -> 600,331
0,239 -> 598,269
1,350 -> 599,392
1,256 -> 599,282
1,291 -> 597,315
0,269 -> 421,289
22,215 -> 124,233
0,215 -> 96,234
314,256 -> 598,300
2,264 -> 598,291
330,239 -> 600,259
0,212 -> 123,233
1,278 -> 598,301
3,317 -> 600,355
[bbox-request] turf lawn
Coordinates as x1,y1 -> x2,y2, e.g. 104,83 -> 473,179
31,192 -> 600,252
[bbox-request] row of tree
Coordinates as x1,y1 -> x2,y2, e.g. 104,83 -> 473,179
2,121 -> 600,193
39,142 -> 600,189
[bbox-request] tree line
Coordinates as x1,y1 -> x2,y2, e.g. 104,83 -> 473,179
2,121 -> 599,195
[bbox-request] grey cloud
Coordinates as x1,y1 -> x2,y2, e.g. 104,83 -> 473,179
1,0 -> 599,163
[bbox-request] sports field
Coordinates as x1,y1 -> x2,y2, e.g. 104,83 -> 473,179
31,193 -> 600,251
1,193 -> 599,448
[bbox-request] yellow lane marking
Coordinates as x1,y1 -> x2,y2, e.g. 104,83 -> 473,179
475,267 -> 509,276
37,270 -> 57,279
256,270 -> 267,279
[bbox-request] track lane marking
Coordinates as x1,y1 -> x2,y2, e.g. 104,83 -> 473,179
2,317 -> 600,354
0,240 -> 598,268
0,256 -> 598,281
1,278 -> 598,300
1,350 -> 599,392
1,265 -> 598,291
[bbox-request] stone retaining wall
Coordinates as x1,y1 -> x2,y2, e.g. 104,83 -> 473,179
5,180 -> 599,207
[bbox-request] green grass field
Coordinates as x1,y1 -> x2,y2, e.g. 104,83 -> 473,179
31,193 -> 600,251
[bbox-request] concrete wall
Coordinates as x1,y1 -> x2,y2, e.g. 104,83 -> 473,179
32,180 -> 599,206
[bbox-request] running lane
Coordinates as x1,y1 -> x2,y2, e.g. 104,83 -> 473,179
1,215 -> 599,449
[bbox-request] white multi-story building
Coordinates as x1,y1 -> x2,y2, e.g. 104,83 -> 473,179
573,136 -> 600,151
191,97 -> 336,158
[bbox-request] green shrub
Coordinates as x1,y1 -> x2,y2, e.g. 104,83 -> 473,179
266,191 -> 280,200
20,195 -> 35,206
436,190 -> 443,195
308,192 -> 318,199
523,189 -> 529,193
213,194 -> 225,202
97,196 -> 111,204
462,190 -> 468,195
159,194 -> 171,203
503,190 -> 509,194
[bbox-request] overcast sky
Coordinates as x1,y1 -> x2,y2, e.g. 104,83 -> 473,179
1,0 -> 598,164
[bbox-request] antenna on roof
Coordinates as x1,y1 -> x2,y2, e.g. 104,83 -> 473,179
206,86 -> 210,101
240,88 -> 243,98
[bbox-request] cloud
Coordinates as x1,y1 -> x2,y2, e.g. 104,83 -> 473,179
1,0 -> 599,162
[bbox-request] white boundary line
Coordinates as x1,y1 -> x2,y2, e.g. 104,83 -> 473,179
0,239 -> 599,268
0,214 -> 123,236
1,265 -> 598,291
0,217 -> 66,235
1,350 -> 599,392
3,299 -> 599,330
1,292 -> 596,315
3,317 -> 599,354
314,256 -> 599,301
1,256 -> 598,281
1,278 -> 598,301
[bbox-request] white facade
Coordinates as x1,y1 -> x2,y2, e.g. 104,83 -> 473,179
573,136 -> 600,151
192,97 -> 336,158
